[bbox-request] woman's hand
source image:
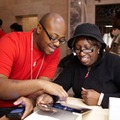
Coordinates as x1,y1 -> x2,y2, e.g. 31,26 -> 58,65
81,88 -> 100,106
36,93 -> 53,106
36,94 -> 56,112
13,96 -> 34,119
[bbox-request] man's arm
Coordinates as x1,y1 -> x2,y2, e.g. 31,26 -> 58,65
0,74 -> 68,101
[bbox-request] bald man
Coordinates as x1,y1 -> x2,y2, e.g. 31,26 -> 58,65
0,13 -> 68,119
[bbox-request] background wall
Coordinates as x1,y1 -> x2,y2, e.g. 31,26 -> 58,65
0,0 -> 69,59
0,0 -> 120,59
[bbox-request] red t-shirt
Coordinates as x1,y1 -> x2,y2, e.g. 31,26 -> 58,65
0,30 -> 60,107
0,29 -> 6,38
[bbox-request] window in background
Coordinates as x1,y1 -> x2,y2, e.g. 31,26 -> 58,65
95,4 -> 120,36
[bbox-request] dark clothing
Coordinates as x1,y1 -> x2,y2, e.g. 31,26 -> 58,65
58,53 -> 74,68
54,52 -> 120,108
0,108 -> 11,118
0,106 -> 18,118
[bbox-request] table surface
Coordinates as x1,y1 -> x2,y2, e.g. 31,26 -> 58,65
64,97 -> 109,120
0,97 -> 109,120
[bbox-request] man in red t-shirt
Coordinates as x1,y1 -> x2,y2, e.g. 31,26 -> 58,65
0,13 -> 68,119
0,19 -> 6,38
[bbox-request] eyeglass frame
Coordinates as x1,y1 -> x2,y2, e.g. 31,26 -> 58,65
74,46 -> 96,54
40,23 -> 66,45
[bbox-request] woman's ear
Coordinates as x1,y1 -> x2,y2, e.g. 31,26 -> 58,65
97,47 -> 101,54
37,24 -> 42,34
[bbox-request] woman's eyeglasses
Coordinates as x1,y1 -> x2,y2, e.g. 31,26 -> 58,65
40,23 -> 66,45
74,46 -> 96,54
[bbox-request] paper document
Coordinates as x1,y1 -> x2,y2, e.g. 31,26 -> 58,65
109,97 -> 120,120
24,110 -> 59,120
24,109 -> 78,120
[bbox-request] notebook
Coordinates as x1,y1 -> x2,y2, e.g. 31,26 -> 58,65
109,97 -> 120,120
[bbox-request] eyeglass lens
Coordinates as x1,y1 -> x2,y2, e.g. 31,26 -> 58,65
74,46 -> 95,54
40,23 -> 66,44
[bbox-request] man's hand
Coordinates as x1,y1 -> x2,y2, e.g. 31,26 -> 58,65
81,88 -> 100,106
13,97 -> 34,119
40,80 -> 68,101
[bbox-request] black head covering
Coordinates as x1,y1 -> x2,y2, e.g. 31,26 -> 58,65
68,23 -> 106,50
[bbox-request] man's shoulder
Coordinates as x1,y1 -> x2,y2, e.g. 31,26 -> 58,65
2,30 -> 32,41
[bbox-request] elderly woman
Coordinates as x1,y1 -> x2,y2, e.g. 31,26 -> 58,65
37,23 -> 120,108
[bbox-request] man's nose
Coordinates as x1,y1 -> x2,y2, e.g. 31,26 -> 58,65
53,41 -> 60,47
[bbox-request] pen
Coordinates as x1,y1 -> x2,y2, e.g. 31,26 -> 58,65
72,112 -> 80,115
82,87 -> 86,91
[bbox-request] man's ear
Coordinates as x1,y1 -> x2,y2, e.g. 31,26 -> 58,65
37,24 -> 42,34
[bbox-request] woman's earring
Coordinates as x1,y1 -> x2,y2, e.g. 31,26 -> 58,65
98,51 -> 100,54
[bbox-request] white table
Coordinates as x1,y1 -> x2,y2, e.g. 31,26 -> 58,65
25,97 -> 109,120
65,97 -> 109,120
1,97 -> 109,120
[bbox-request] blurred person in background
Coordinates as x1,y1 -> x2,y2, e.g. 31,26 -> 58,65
103,28 -> 113,52
10,22 -> 23,32
0,19 -> 6,38
110,9 -> 120,56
